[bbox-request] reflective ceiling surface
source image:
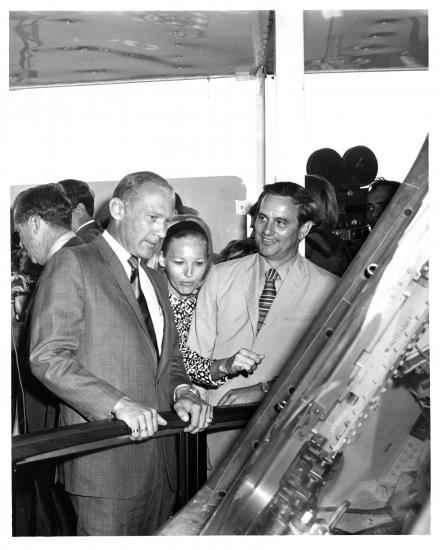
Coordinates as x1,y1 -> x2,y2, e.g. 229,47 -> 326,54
304,10 -> 428,72
9,10 -> 428,90
9,11 -> 275,89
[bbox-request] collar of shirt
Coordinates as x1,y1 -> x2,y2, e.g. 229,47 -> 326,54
102,230 -> 132,278
258,253 -> 299,291
76,219 -> 96,232
47,230 -> 77,261
102,230 -> 164,352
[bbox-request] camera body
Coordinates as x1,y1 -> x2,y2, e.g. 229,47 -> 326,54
306,146 -> 378,256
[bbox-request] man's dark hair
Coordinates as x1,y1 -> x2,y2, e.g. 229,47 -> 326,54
368,178 -> 400,195
13,183 -> 72,230
58,179 -> 95,217
174,193 -> 185,215
255,181 -> 320,226
113,171 -> 172,204
161,220 -> 208,256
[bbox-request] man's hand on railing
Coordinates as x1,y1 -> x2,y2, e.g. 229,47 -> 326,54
112,396 -> 167,441
173,387 -> 213,434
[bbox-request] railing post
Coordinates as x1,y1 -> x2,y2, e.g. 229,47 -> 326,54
176,432 -> 207,509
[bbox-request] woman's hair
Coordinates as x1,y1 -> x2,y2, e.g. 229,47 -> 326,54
305,174 -> 339,231
161,220 -> 209,257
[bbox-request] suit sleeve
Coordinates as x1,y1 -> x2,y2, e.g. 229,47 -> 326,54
29,249 -> 125,421
187,266 -> 219,359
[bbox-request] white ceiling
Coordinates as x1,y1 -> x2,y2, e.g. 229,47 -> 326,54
9,11 -> 275,89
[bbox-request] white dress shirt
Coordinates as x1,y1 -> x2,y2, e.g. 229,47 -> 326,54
102,230 -> 164,352
76,219 -> 96,232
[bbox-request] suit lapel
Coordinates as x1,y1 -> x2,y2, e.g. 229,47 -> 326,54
93,237 -> 152,342
141,265 -> 171,374
240,255 -> 261,339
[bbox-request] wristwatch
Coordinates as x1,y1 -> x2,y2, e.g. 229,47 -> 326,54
173,383 -> 201,401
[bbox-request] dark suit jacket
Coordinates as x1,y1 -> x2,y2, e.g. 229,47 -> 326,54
29,235 -> 190,498
76,220 -> 102,243
18,234 -> 85,433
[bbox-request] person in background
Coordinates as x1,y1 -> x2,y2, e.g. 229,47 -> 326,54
174,192 -> 185,215
58,179 -> 102,242
217,237 -> 258,263
12,183 -> 84,536
159,216 -> 263,390
174,191 -> 200,216
247,201 -> 258,238
13,183 -> 84,434
305,174 -> 353,276
366,178 -> 400,229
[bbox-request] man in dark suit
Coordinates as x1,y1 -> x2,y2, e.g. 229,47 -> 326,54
13,182 -> 84,433
13,183 -> 84,535
58,178 -> 102,242
28,171 -> 212,535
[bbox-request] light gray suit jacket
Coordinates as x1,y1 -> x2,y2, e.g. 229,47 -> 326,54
30,235 -> 190,498
188,252 -> 339,405
188,252 -> 338,468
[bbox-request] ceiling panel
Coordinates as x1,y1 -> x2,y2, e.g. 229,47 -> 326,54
9,9 -> 428,90
304,10 -> 428,72
10,10 -> 275,89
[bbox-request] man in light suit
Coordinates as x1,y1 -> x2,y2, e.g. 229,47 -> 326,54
29,171 -> 212,535
58,179 -> 103,243
188,181 -> 339,469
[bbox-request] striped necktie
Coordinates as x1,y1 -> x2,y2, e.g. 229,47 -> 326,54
257,268 -> 278,333
128,255 -> 159,357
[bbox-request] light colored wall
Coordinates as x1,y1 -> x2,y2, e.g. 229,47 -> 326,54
10,175 -> 247,254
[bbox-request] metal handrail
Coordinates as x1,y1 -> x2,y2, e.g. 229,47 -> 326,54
12,404 -> 258,466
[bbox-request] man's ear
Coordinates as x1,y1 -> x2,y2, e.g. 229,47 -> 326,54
29,215 -> 41,235
109,197 -> 126,221
76,203 -> 85,215
158,251 -> 166,268
298,220 -> 314,241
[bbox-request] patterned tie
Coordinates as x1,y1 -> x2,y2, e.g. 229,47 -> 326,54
257,268 -> 278,333
128,255 -> 159,357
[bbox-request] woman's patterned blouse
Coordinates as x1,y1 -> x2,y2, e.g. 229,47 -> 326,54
169,293 -> 225,388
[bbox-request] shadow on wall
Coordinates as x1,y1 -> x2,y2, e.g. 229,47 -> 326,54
10,176 -> 247,254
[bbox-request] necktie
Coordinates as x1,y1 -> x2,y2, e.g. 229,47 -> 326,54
128,255 -> 159,357
257,268 -> 278,333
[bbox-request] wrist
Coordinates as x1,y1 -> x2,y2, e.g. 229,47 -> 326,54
174,384 -> 201,401
112,395 -> 130,415
212,358 -> 231,379
259,381 -> 270,395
